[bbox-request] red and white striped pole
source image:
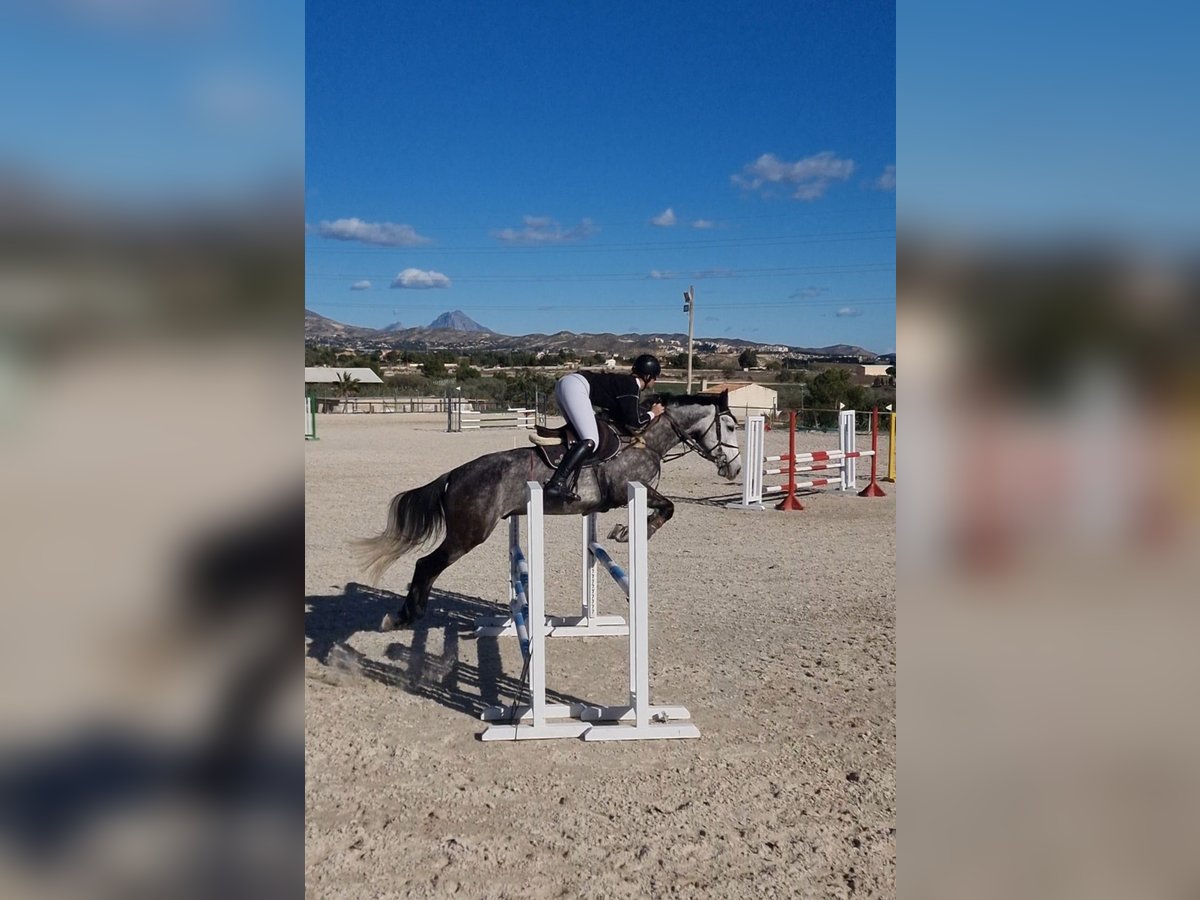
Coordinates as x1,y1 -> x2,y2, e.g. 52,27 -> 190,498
857,407 -> 887,497
775,410 -> 804,511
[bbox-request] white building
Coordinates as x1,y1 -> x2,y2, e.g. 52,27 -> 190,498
698,381 -> 778,421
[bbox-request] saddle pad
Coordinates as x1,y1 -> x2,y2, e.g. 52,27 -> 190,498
531,419 -> 624,469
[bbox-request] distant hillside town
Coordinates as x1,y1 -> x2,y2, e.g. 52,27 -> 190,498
305,308 -> 895,424
304,308 -> 892,370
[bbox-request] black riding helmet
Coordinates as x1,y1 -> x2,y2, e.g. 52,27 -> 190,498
632,354 -> 661,380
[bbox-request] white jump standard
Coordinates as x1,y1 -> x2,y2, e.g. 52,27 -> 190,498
304,396 -> 318,440
478,482 -> 701,742
474,505 -> 629,641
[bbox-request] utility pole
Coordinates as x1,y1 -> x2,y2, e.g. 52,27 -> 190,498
683,285 -> 695,393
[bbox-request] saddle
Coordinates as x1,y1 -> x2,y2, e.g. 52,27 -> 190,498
529,417 -> 632,469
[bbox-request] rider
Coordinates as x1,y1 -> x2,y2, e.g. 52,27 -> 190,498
545,354 -> 666,502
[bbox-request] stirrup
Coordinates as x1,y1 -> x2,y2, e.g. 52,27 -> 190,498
544,483 -> 580,502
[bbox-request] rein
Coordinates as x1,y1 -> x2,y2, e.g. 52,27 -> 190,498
659,406 -> 738,466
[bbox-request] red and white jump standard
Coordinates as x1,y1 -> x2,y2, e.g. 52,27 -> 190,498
731,408 -> 887,511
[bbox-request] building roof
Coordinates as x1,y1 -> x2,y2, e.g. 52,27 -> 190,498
699,382 -> 777,395
304,366 -> 385,384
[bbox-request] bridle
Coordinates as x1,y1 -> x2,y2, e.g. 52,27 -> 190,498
660,404 -> 741,471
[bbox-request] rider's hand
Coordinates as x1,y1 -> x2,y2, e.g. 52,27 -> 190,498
651,402 -> 665,418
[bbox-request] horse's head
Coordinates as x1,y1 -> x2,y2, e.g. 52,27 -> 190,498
661,390 -> 742,481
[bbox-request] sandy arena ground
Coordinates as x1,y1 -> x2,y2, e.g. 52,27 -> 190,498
306,412 -> 895,898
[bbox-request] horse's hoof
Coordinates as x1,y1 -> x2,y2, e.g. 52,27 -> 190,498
607,524 -> 629,543
382,605 -> 419,631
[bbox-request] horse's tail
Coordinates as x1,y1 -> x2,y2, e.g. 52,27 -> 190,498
352,473 -> 450,584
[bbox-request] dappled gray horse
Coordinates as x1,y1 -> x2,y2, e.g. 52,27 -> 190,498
355,391 -> 742,630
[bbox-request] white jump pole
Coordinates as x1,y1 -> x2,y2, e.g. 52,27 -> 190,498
839,409 -> 856,490
577,510 -> 630,635
582,482 -> 700,740
480,483 -> 591,741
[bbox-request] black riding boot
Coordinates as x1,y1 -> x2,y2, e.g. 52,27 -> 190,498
544,439 -> 594,503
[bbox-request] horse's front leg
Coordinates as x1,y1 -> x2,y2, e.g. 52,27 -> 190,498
607,486 -> 674,543
644,485 -> 674,538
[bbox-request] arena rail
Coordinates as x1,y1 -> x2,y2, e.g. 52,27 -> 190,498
447,396 -> 536,432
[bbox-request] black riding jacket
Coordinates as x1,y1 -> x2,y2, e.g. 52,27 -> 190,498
577,371 -> 652,431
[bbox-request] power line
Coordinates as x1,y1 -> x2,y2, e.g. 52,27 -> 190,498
311,296 -> 896,312
305,203 -> 896,236
305,263 -> 895,283
304,229 -> 896,255
306,272 -> 894,284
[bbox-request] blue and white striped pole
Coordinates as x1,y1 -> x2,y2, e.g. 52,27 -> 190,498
587,543 -> 630,598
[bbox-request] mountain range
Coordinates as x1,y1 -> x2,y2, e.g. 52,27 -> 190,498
304,309 -> 880,359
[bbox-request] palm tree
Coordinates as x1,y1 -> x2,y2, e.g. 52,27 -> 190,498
335,371 -> 360,411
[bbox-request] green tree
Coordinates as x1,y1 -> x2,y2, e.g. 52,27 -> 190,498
455,364 -> 481,381
806,367 -> 870,425
305,343 -> 339,366
421,359 -> 446,378
775,383 -> 808,411
385,373 -> 432,394
737,348 -> 759,369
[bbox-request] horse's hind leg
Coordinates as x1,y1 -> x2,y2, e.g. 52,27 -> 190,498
380,523 -> 496,631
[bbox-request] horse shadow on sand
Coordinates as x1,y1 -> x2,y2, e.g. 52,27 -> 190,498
305,582 -> 591,721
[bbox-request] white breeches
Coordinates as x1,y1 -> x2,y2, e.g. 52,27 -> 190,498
554,373 -> 599,446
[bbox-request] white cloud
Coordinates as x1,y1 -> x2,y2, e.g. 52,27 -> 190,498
732,151 -> 855,201
492,215 -> 598,243
836,307 -> 863,317
350,280 -> 372,291
650,208 -> 677,227
391,268 -> 451,289
649,268 -> 737,279
790,285 -> 828,299
873,164 -> 896,191
691,219 -> 715,229
317,217 -> 432,247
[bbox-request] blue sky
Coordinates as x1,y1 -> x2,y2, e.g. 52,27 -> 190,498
306,2 -> 895,353
900,2 -> 1200,248
0,0 -> 303,203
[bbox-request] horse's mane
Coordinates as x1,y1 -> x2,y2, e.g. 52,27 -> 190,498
655,389 -> 729,411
